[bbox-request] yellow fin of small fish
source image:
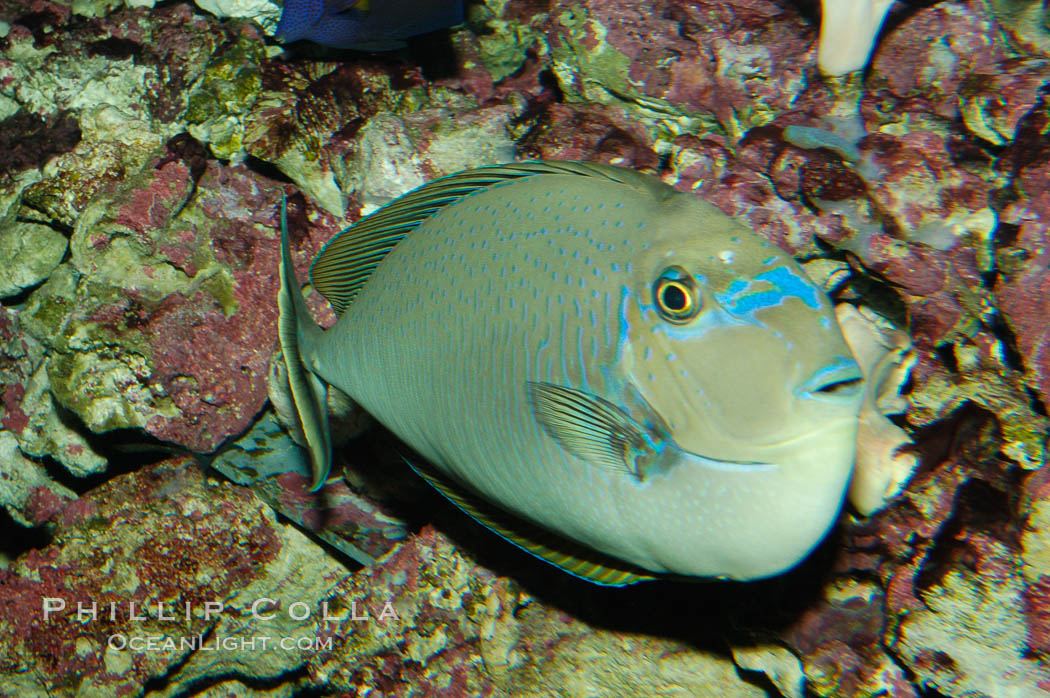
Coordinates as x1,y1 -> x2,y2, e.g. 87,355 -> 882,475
528,381 -> 651,480
404,455 -> 656,586
278,197 -> 332,491
310,161 -> 653,314
332,0 -> 370,14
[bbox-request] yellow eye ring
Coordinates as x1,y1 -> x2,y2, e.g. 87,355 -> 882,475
653,268 -> 701,323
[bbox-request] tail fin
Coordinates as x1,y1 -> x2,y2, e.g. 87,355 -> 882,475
278,197 -> 333,491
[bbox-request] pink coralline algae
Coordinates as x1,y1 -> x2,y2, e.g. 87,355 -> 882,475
865,0 -> 1011,124
16,147 -> 337,453
960,58 -> 1050,146
803,130 -> 993,348
0,306 -> 34,435
783,589 -> 917,698
996,99 -> 1050,408
1025,464 -> 1050,663
0,458 -> 287,695
0,110 -> 81,178
546,0 -> 814,138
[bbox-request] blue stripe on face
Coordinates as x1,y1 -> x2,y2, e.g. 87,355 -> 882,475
755,267 -> 821,309
715,266 -> 821,319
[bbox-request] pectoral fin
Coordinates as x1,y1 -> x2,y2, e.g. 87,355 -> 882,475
527,381 -> 656,480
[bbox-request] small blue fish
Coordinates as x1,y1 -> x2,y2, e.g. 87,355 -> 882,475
275,0 -> 463,50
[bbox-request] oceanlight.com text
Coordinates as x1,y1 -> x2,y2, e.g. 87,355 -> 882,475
107,633 -> 335,653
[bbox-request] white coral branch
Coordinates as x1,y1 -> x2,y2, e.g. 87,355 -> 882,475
836,303 -> 918,516
818,0 -> 897,76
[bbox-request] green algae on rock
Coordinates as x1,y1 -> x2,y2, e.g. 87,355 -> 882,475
14,364 -> 108,478
0,429 -> 77,528
340,106 -> 516,212
467,0 -> 546,83
546,1 -> 811,145
0,207 -> 67,300
184,28 -> 268,160
17,154 -> 311,453
0,0 -> 1048,695
895,542 -> 1050,696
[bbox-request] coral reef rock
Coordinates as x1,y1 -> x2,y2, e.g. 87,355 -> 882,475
0,0 -> 1047,695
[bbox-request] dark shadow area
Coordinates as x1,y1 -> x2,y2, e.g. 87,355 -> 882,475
331,424 -> 436,527
0,277 -> 49,308
983,309 -> 1029,373
86,36 -> 142,61
934,342 -> 959,375
12,213 -> 74,238
0,110 -> 81,179
142,626 -> 313,698
1027,386 -> 1048,417
289,686 -> 334,698
791,0 -> 820,26
810,239 -> 911,330
271,510 -> 368,574
0,507 -> 52,559
915,473 -> 1019,593
405,29 -> 460,82
243,155 -> 297,185
165,666 -> 308,697
141,624 -> 217,696
735,665 -> 786,698
906,402 -> 993,480
36,401 -> 183,495
438,490 -> 842,646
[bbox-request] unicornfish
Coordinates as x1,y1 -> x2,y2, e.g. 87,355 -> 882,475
275,0 -> 463,50
278,161 -> 866,585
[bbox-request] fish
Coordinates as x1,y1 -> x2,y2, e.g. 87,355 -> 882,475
274,0 -> 464,50
278,161 -> 866,585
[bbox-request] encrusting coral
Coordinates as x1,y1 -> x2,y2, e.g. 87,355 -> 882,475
0,0 -> 1046,695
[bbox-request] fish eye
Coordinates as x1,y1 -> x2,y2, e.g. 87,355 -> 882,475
653,267 -> 701,324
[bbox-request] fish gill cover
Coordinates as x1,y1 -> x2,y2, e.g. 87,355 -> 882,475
0,0 -> 1045,696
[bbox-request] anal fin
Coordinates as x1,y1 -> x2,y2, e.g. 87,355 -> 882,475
404,456 -> 656,587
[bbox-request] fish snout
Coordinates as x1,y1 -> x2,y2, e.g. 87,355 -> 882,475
796,359 -> 865,404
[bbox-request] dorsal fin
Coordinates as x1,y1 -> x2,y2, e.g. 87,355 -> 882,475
328,0 -> 370,14
309,160 -> 660,314
403,455 -> 657,587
